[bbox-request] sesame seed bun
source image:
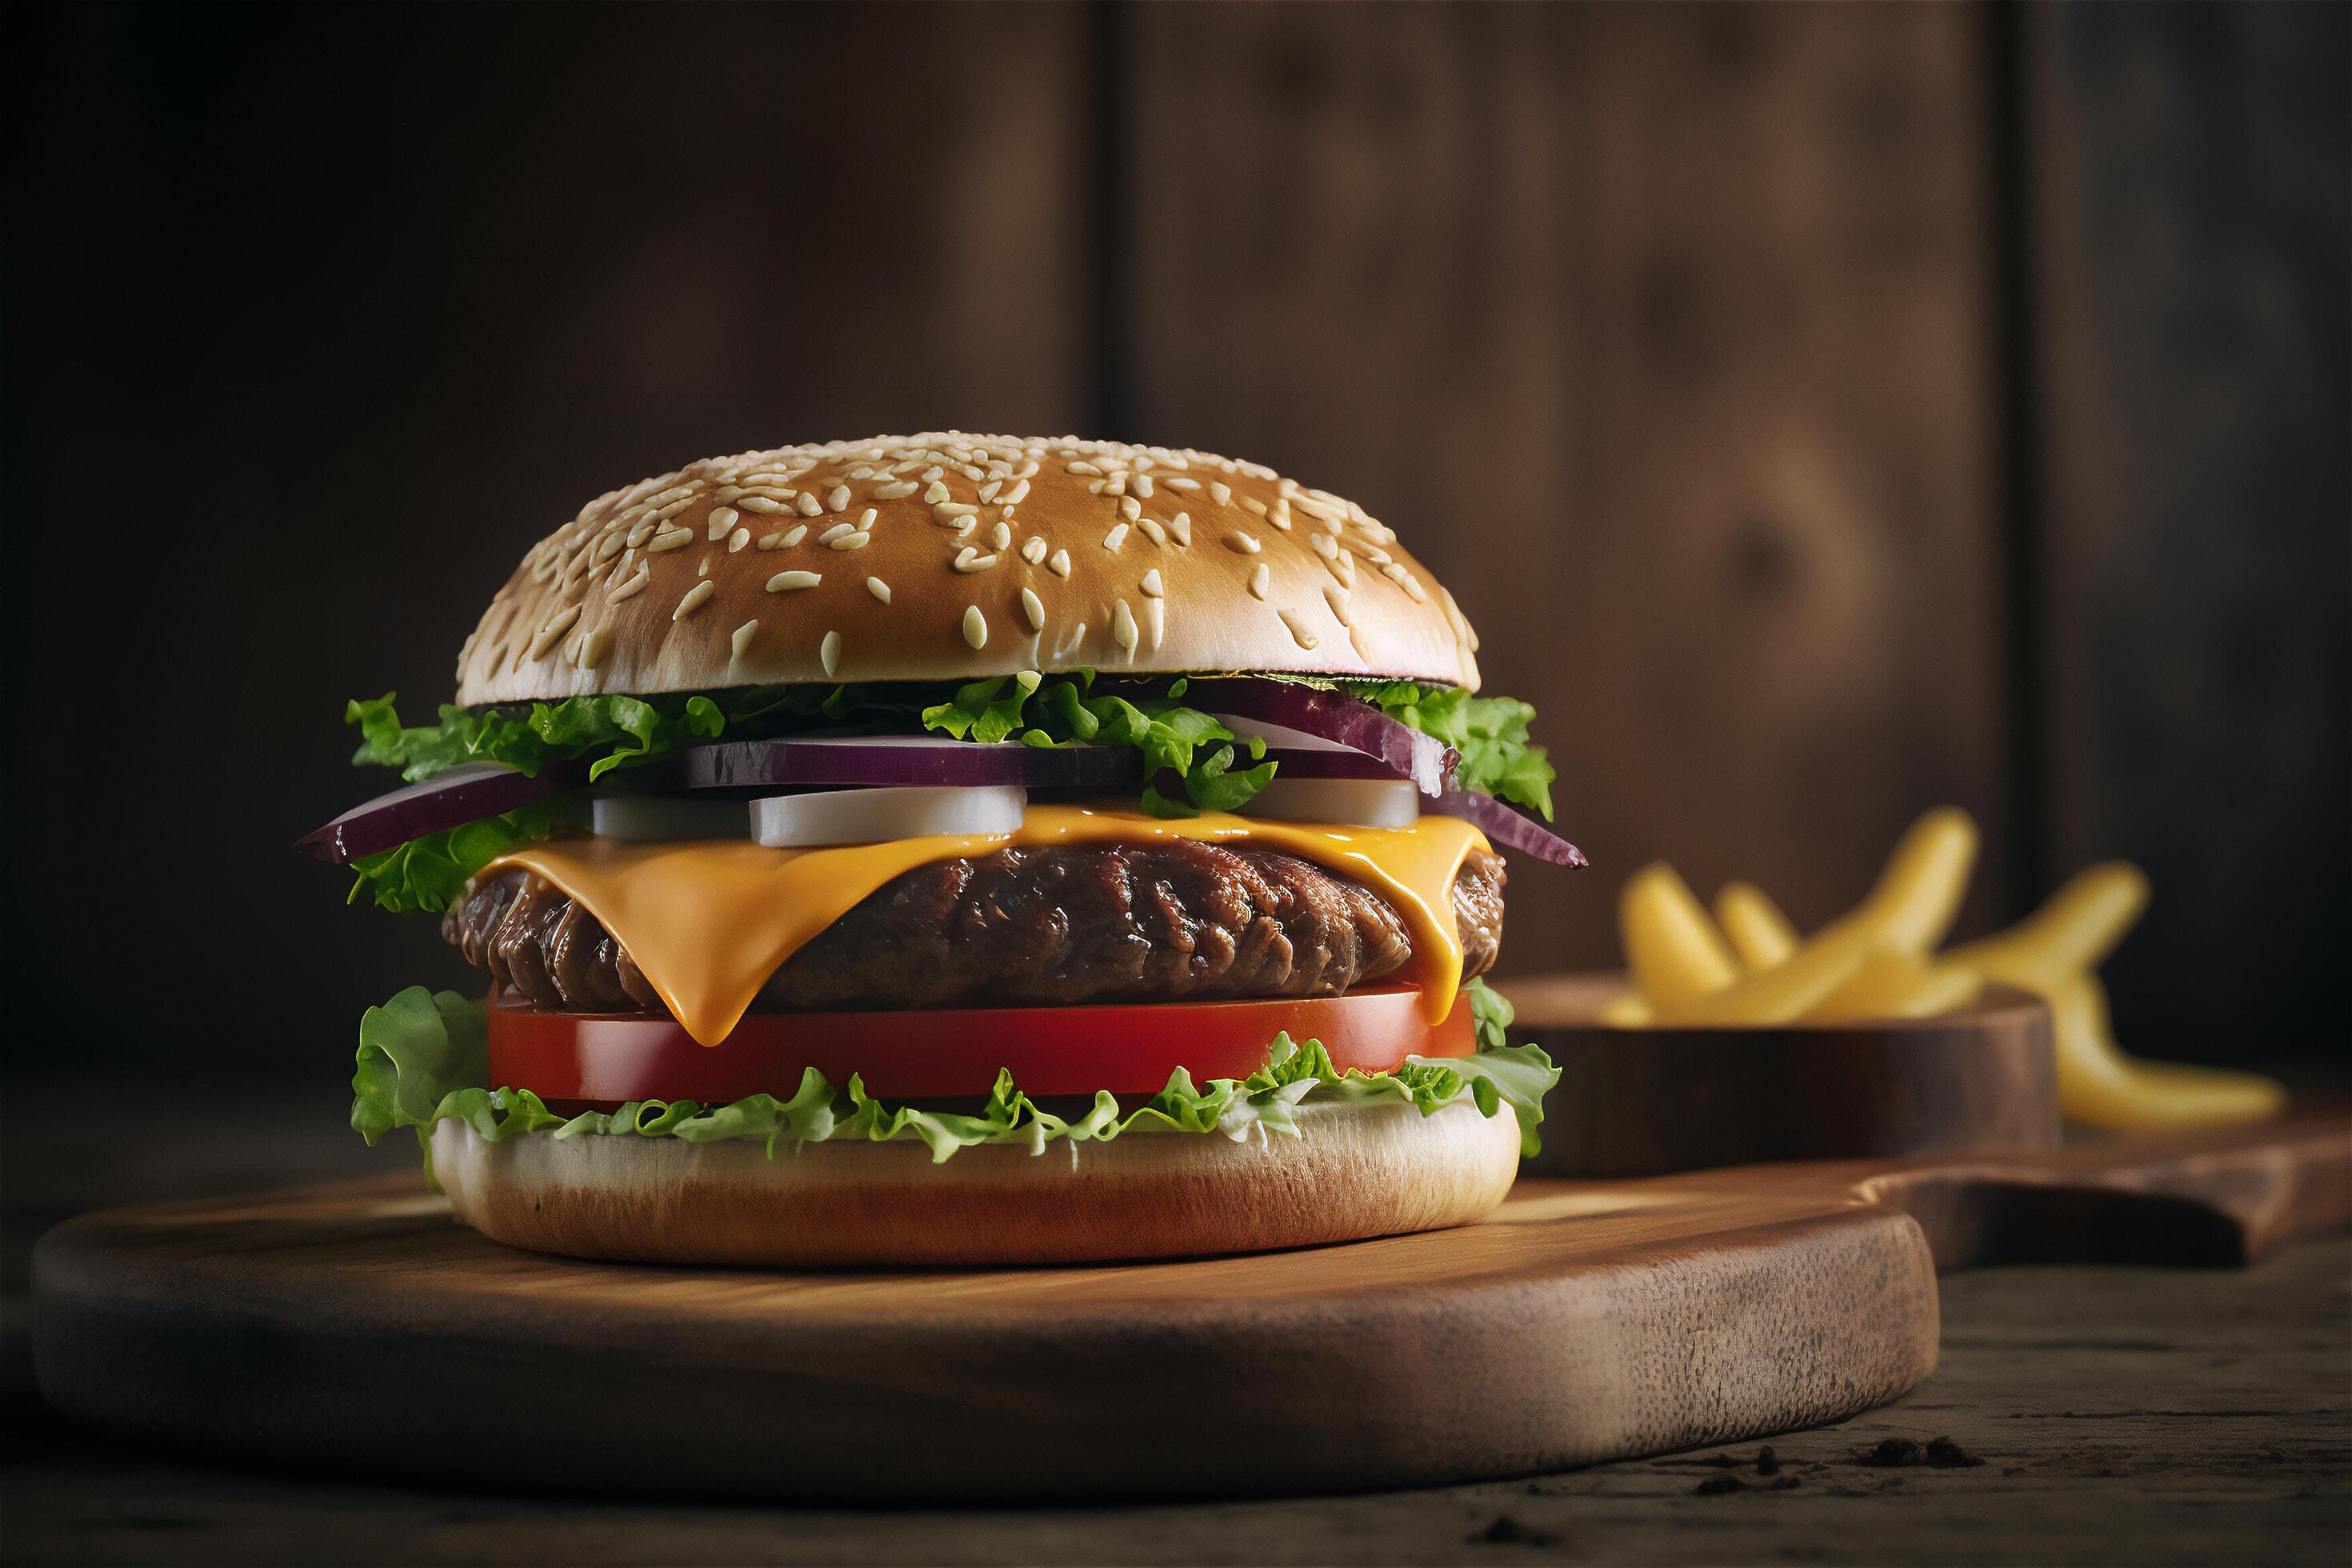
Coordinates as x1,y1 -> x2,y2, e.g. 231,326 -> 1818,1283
454,433 -> 1480,704
429,1096 -> 1522,1266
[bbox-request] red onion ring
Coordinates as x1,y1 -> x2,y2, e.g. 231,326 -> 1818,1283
1430,789 -> 1587,866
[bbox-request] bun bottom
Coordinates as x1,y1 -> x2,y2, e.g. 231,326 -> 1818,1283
430,1099 -> 1521,1267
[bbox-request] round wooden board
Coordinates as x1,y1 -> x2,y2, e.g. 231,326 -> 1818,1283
33,1170 -> 1942,1504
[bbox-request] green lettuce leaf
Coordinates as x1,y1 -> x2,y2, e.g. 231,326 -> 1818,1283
348,690 -> 783,785
345,798 -> 582,914
351,985 -> 1560,1170
1334,680 -> 1555,820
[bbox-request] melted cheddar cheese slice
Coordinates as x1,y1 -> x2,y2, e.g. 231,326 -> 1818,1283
485,804 -> 1489,1045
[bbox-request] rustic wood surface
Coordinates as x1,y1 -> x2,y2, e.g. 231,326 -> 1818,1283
29,1172 -> 1944,1504
5,1238 -> 2342,1566
1510,973 -> 2061,1176
1127,1 -> 2016,972
29,1114 -> 2346,1510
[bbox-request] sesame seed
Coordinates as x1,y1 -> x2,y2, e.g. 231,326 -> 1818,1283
1241,496 -> 1268,517
626,522 -> 657,548
1138,517 -> 1167,546
829,531 -> 871,551
1323,584 -> 1352,625
706,506 -> 741,541
1333,550 -> 1358,586
1020,535 -> 1048,564
715,486 -> 746,502
979,479 -> 1002,502
826,485 -> 850,513
579,623 -> 614,670
962,605 -> 988,649
1227,530 -> 1261,554
859,508 -> 878,527
1113,598 -> 1138,653
526,603 -> 582,660
738,495 -> 785,514
1104,522 -> 1130,551
1016,668 -> 1041,694
820,630 -> 842,678
873,481 -> 918,499
1355,542 -> 1393,565
1278,609 -> 1319,650
1146,596 -> 1166,649
606,564 -> 650,603
1209,481 -> 1232,506
1141,567 -> 1165,598
819,522 -> 854,544
1105,474 -> 1128,497
1383,562 -> 1428,602
1004,478 -> 1030,504
1019,586 -> 1046,630
922,480 -> 950,505
922,466 -> 945,483
697,554 -> 711,577
1309,532 -> 1339,560
1066,460 -> 1102,475
1269,498 -> 1293,530
766,570 -> 822,592
990,520 -> 1011,550
730,618 -> 759,662
1048,549 -> 1073,578
1293,494 -> 1344,526
1250,563 -> 1271,599
794,491 -> 823,517
593,531 -> 628,565
1133,473 -> 1154,498
933,501 -> 979,522
1166,476 -> 1200,491
953,547 -> 998,574
1170,513 -> 1192,546
674,580 -> 716,621
1118,494 -> 1142,521
646,526 -> 695,553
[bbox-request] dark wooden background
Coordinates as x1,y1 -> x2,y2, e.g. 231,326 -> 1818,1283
2,1 -> 2343,1091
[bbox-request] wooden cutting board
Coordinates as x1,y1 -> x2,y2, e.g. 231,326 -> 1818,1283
31,1114 -> 2346,1504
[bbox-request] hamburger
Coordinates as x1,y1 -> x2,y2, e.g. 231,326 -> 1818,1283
305,433 -> 1584,1266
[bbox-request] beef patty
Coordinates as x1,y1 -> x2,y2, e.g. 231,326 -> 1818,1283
445,839 -> 1506,1014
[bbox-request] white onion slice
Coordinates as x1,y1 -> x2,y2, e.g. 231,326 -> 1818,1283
1242,778 -> 1422,830
592,795 -> 751,843
1208,714 -> 1357,754
750,786 -> 1026,849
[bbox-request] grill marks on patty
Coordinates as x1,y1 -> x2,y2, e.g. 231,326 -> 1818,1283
444,840 -> 1507,1014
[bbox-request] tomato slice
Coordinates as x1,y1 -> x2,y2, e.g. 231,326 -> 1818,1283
489,986 -> 1472,1105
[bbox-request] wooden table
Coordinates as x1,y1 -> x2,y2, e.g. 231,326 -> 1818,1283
5,1083 -> 2346,1566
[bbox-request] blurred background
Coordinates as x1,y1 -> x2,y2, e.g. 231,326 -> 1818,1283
2,1 -> 2345,1214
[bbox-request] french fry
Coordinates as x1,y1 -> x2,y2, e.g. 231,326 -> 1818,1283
1596,993 -> 1655,1028
1646,926 -> 1873,1026
1714,882 -> 1798,970
1943,862 -> 2149,991
1804,950 -> 1984,1023
2045,974 -> 2285,1130
1818,807 -> 1980,956
1620,862 -> 1739,1001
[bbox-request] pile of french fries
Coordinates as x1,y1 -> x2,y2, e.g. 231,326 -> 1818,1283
1602,809 -> 2286,1131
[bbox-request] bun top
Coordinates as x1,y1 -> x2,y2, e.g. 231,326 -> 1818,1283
454,433 -> 1480,705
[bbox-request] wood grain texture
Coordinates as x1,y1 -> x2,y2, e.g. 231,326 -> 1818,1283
30,1170 -> 1939,1505
10,1239 -> 2346,1566
2021,3 -> 2351,1070
30,1115 -> 2346,1504
1512,974 -> 2060,1176
1125,2 -> 2013,970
